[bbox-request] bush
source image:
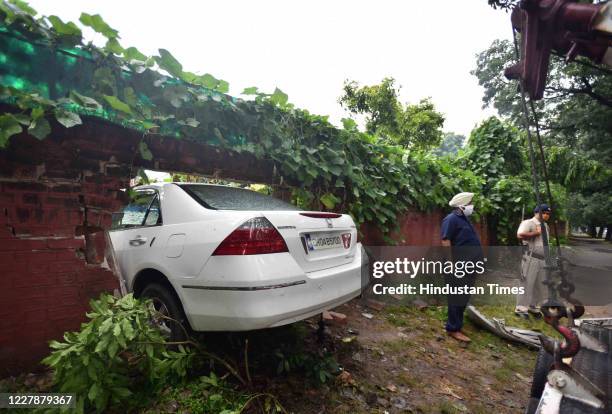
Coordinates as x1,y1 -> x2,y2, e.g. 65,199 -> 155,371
43,293 -> 195,413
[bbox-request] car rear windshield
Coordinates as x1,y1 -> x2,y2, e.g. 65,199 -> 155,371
178,184 -> 302,211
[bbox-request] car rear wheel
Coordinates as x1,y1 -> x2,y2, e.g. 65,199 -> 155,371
141,283 -> 189,343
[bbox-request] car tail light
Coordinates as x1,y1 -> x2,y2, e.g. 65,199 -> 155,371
212,217 -> 288,255
299,212 -> 342,219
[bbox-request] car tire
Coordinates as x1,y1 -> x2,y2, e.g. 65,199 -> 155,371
141,283 -> 189,344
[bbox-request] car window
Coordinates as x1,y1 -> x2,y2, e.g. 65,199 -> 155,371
111,190 -> 156,230
179,184 -> 301,211
143,195 -> 161,226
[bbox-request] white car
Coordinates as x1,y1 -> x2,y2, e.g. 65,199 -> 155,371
109,183 -> 365,340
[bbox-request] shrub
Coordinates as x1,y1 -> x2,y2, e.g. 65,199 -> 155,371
43,293 -> 194,413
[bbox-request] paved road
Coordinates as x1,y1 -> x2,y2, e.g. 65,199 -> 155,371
567,237 -> 612,317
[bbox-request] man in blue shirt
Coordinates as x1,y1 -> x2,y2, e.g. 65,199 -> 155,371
441,192 -> 483,343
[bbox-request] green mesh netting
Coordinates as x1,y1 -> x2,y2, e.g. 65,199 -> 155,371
0,23 -> 247,145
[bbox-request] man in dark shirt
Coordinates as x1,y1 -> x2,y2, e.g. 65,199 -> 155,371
440,192 -> 483,343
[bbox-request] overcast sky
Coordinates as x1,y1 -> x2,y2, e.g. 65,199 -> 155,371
29,0 -> 512,138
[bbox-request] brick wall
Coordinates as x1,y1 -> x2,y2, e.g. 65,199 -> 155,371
360,209 -> 490,246
0,166 -> 128,376
0,108 -> 281,376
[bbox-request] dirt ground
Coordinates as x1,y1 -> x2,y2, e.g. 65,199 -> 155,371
266,297 -> 539,414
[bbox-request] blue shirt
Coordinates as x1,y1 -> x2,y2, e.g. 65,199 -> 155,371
441,210 -> 482,247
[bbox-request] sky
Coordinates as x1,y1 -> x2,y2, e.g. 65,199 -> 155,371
29,0 -> 512,138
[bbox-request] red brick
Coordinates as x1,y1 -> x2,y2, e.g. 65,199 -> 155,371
22,193 -> 41,205
47,237 -> 84,250
13,272 -> 57,288
15,250 -> 56,263
49,261 -> 81,274
56,273 -> 79,286
54,250 -> 78,261
0,329 -> 17,345
46,305 -> 84,321
13,286 -> 48,301
17,297 -> 49,313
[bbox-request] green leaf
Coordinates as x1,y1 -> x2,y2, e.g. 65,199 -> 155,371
8,0 -> 37,16
242,86 -> 259,95
341,118 -> 357,130
155,49 -> 183,78
105,38 -> 124,55
107,340 -> 119,358
112,323 -> 121,337
54,109 -> 82,128
178,117 -> 200,128
69,92 -> 101,111
121,319 -> 135,340
145,344 -> 154,358
88,383 -> 99,401
27,118 -> 50,140
103,95 -> 132,114
79,13 -> 119,39
320,193 -> 340,210
216,79 -> 229,93
47,15 -> 82,38
269,87 -> 289,107
123,46 -> 147,62
139,141 -> 153,161
0,114 -> 23,148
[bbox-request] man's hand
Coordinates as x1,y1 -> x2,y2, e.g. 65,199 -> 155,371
518,225 -> 541,240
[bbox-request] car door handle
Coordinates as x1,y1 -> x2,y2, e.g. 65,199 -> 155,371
129,236 -> 148,246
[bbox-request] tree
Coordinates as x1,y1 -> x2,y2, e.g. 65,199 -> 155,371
461,117 -> 532,243
339,78 -> 445,150
472,37 -> 612,238
433,132 -> 465,157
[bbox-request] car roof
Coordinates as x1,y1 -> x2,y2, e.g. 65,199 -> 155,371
133,183 -> 254,190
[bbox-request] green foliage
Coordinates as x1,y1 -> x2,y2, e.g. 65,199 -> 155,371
567,192 -> 612,229
463,117 -> 525,193
472,34 -> 612,231
42,294 -> 195,413
0,1 -> 482,237
432,132 -> 465,157
461,117 -> 533,243
339,78 -> 445,150
150,373 -> 246,414
274,349 -> 340,385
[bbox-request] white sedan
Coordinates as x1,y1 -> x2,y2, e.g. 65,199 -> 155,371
110,183 -> 366,340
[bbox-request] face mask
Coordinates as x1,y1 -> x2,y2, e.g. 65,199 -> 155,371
462,205 -> 474,216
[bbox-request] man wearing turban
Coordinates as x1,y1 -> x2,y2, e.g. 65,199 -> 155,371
440,192 -> 483,343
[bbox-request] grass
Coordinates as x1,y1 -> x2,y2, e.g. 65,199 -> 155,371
476,304 -> 558,337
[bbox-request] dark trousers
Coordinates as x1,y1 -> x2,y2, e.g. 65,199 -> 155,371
446,305 -> 466,332
444,271 -> 475,333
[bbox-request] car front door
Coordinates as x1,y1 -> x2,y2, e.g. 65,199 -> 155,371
109,189 -> 164,288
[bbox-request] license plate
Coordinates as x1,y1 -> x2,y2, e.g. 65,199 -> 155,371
304,232 -> 351,251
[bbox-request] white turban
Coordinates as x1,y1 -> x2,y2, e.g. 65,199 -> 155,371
449,192 -> 474,207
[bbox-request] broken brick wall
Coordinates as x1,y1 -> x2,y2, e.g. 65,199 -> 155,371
0,135 -> 130,376
0,109 -> 280,376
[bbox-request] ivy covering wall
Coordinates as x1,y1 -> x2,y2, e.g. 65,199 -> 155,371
0,1 -> 482,235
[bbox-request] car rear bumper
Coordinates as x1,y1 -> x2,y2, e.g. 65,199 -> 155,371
179,244 -> 367,331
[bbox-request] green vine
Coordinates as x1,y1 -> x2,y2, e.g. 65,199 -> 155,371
0,0 -> 481,235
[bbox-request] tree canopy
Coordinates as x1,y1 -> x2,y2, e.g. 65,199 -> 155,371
339,78 -> 445,150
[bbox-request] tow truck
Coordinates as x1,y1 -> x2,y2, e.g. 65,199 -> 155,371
503,1 -> 612,412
